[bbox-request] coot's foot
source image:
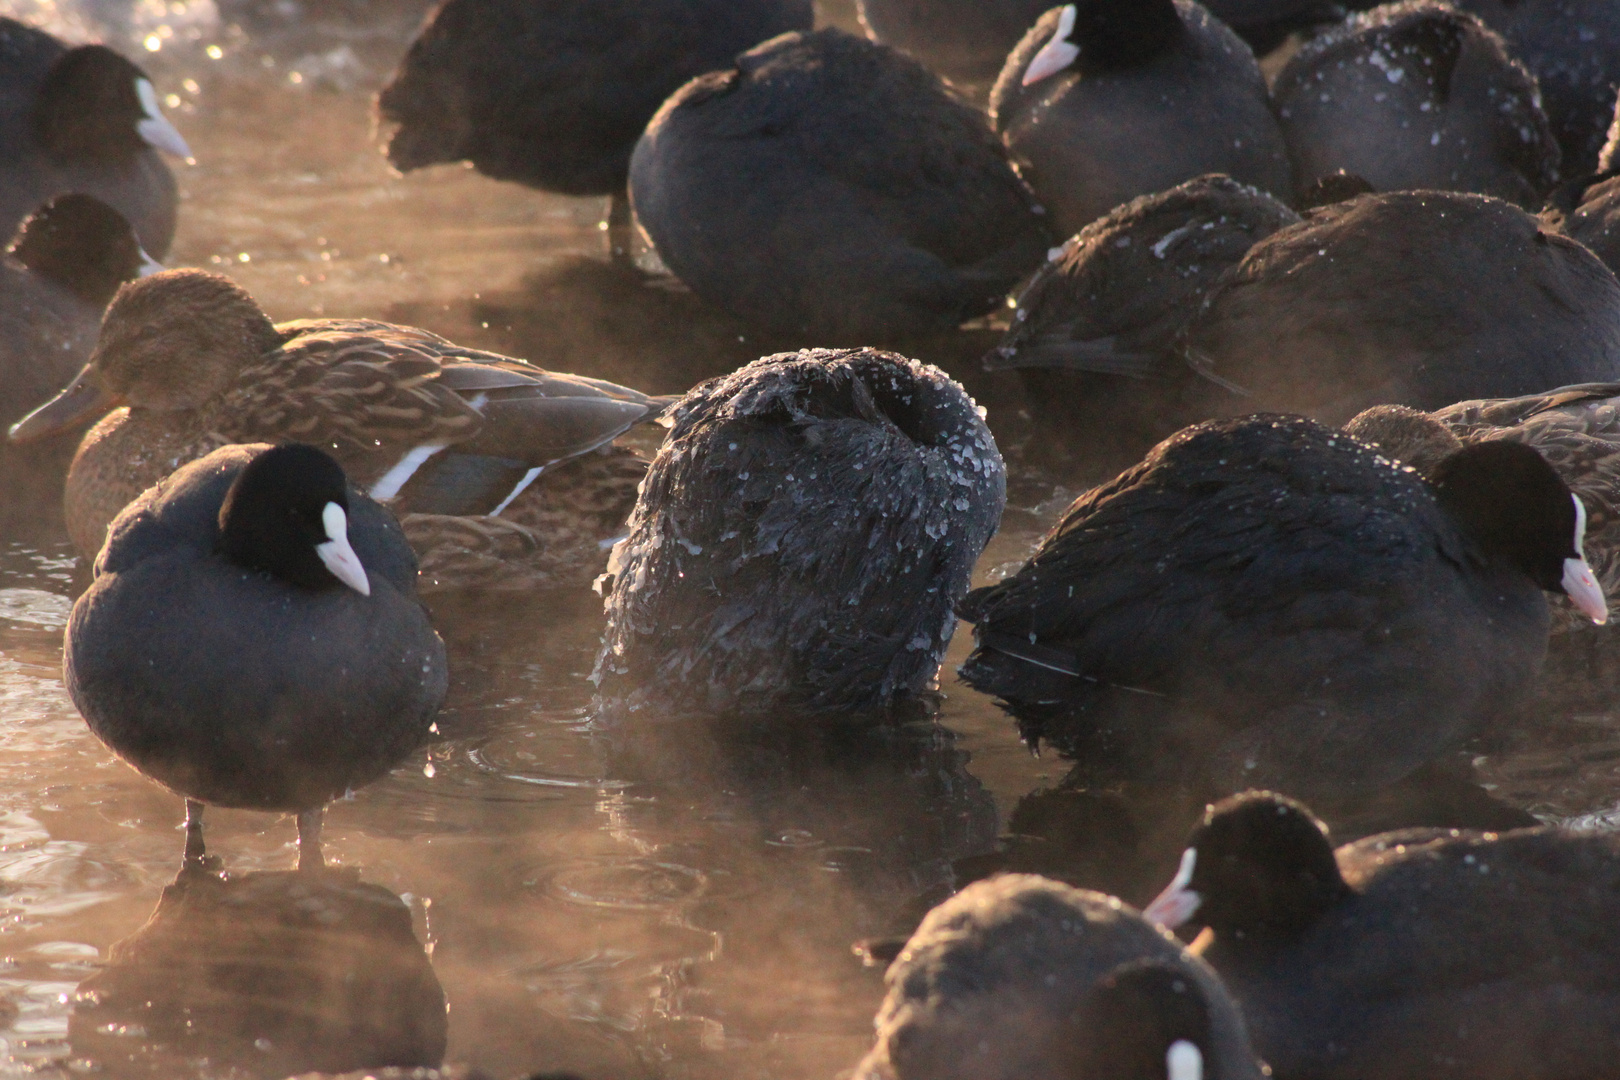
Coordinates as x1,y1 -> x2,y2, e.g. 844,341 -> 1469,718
180,799 -> 222,873
297,807 -> 326,872
605,188 -> 634,266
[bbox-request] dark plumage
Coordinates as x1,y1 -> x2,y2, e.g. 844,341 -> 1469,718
852,875 -> 1262,1080
594,348 -> 1005,721
986,174 -> 1299,463
988,1 -> 1292,238
377,0 -> 812,256
956,414 -> 1604,796
1348,384 -> 1620,635
628,28 -> 1051,339
1544,169 -> 1620,278
65,443 -> 447,868
0,19 -> 188,259
1145,791 -> 1620,1080
1,194 -> 156,429
1271,1 -> 1559,208
854,0 -> 1053,85
1456,0 -> 1620,177
1179,191 -> 1620,421
1197,0 -> 1365,56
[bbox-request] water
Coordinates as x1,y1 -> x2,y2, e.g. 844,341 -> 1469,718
0,4 -> 1616,1078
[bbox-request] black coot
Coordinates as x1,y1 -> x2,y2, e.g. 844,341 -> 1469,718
956,414 -> 1606,796
0,18 -> 189,258
854,0 -> 1053,86
2,194 -> 158,429
628,28 -> 1051,339
376,0 -> 812,259
64,443 -> 447,869
1179,191 -> 1620,421
986,173 -> 1299,465
594,348 -> 1005,721
1197,0 -> 1370,56
988,0 -> 1292,237
1271,1 -> 1558,208
1456,0 -> 1620,177
852,875 -> 1263,1080
1145,791 -> 1620,1080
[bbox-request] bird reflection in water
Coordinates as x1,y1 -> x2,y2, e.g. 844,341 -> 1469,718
69,865 -> 446,1079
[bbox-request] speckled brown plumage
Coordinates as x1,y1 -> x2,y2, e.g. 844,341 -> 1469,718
25,269 -> 669,591
405,447 -> 646,593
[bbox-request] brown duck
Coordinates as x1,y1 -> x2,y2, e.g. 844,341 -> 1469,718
10,268 -> 675,592
1346,383 -> 1620,633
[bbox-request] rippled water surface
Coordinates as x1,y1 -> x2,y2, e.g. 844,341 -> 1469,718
0,3 -> 1616,1078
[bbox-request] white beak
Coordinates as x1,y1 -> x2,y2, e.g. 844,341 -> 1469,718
1565,493 -> 1606,624
1564,557 -> 1607,624
137,247 -> 163,276
1167,1040 -> 1204,1080
1022,4 -> 1080,86
1143,848 -> 1202,928
315,502 -> 371,596
134,78 -> 195,162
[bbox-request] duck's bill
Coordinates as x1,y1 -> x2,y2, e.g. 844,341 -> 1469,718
8,366 -> 122,445
1563,556 -> 1608,624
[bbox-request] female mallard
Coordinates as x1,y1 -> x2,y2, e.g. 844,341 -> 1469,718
10,268 -> 674,592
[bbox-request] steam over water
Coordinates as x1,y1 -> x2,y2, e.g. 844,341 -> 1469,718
0,1 -> 1616,1077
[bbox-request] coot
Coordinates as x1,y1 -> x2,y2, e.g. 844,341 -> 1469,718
65,443 -> 447,869
852,875 -> 1262,1080
376,0 -> 812,260
0,18 -> 189,258
1145,791 -> 1620,1080
1271,1 -> 1558,207
1348,384 -> 1620,635
628,28 -> 1051,339
1455,0 -> 1620,176
854,0 -> 1052,86
1,194 -> 158,428
985,174 -> 1299,464
1198,0 -> 1364,56
594,348 -> 1005,721
9,269 -> 672,592
1179,191 -> 1620,420
988,0 -> 1292,237
957,414 -> 1605,795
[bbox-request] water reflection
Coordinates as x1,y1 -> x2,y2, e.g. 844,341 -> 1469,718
941,756 -> 1543,915
70,866 -> 445,1078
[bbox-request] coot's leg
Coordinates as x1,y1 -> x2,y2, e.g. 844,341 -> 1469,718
297,806 -> 325,872
605,186 -> 633,266
181,799 -> 220,873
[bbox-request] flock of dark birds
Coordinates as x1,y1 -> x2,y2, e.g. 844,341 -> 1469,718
9,0 -> 1620,1076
